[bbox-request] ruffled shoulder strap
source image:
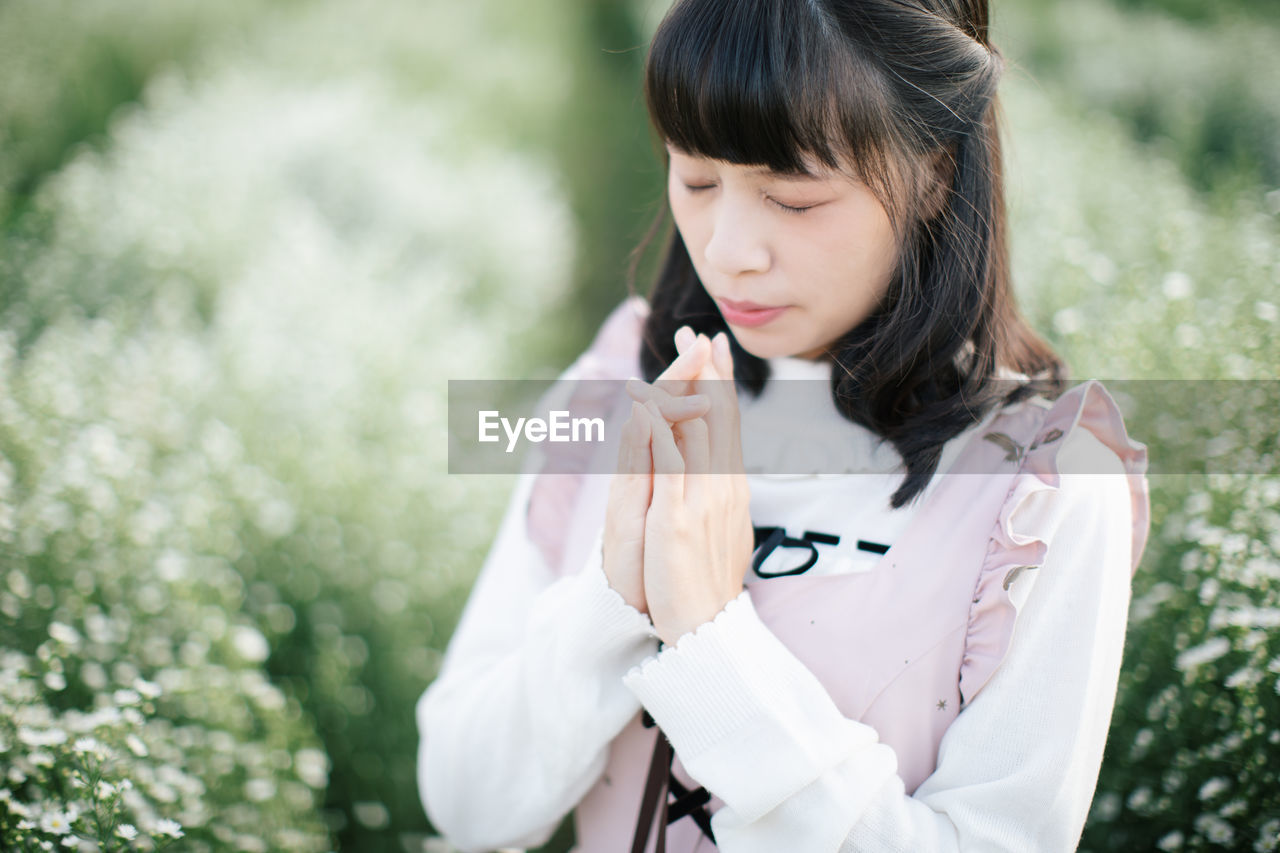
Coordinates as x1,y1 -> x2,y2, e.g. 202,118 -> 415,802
958,379 -> 1151,706
525,296 -> 648,576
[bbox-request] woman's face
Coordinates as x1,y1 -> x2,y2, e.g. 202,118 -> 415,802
666,142 -> 902,361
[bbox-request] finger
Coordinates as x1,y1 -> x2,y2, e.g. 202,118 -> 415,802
654,332 -> 712,390
674,416 -> 710,506
626,379 -> 710,421
610,407 -> 648,511
624,402 -> 653,476
711,327 -> 742,471
643,400 -> 684,505
712,331 -> 735,380
671,332 -> 718,417
674,325 -> 696,354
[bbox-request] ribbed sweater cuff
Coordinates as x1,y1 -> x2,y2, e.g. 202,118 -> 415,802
562,530 -> 659,662
622,590 -> 881,822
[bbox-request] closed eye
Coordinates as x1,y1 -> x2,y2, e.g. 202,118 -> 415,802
769,197 -> 816,215
684,183 -> 816,215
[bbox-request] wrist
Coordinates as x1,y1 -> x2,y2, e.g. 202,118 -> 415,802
653,592 -> 739,646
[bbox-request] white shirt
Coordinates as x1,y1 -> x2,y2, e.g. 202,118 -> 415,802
416,356 -> 1135,852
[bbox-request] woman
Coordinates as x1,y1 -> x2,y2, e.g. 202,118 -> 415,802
418,0 -> 1151,849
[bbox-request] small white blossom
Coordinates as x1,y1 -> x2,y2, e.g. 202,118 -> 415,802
154,818 -> 184,838
133,677 -> 161,700
116,823 -> 138,840
1195,814 -> 1234,846
73,737 -> 101,755
1175,637 -> 1231,671
1198,776 -> 1231,801
40,810 -> 75,835
231,625 -> 270,663
18,726 -> 68,747
48,622 -> 81,646
125,734 -> 148,757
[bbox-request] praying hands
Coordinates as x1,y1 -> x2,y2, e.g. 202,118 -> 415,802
601,326 -> 754,646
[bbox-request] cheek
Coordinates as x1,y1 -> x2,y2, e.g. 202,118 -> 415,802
668,191 -> 706,252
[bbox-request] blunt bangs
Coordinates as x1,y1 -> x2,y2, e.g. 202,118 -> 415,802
644,0 -> 895,186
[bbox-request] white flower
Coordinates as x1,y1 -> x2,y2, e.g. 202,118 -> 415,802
116,823 -> 138,840
293,748 -> 329,789
1161,270 -> 1193,300
30,750 -> 55,767
244,777 -> 276,802
73,737 -> 101,756
1175,637 -> 1230,671
1052,307 -> 1082,335
18,726 -> 68,747
1195,814 -> 1234,846
97,780 -> 115,798
125,734 -> 148,757
133,677 -> 162,700
40,810 -> 74,835
112,688 -> 141,706
43,672 -> 67,691
231,625 -> 270,663
48,622 -> 81,646
154,818 -> 184,838
1198,776 -> 1231,801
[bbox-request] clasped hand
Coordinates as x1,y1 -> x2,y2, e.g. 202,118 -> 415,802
601,326 -> 753,646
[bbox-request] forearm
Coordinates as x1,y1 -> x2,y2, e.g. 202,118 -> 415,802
418,533 -> 660,851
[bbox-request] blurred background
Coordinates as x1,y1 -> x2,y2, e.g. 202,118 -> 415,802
0,0 -> 1276,851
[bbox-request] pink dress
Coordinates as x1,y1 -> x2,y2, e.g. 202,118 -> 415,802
523,297 -> 1151,852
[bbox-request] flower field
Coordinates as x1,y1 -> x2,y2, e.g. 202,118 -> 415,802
1,0 -> 1276,851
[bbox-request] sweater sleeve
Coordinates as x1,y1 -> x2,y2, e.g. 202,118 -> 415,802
415,467 -> 661,852
622,427 -> 1136,852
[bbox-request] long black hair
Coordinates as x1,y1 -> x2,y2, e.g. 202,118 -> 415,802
628,0 -> 1067,508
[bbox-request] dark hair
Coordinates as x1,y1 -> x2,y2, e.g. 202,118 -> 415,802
627,0 -> 1067,508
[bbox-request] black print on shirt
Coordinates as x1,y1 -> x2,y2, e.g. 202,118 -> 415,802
751,526 -> 842,578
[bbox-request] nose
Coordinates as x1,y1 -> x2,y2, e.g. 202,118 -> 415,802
702,197 -> 771,277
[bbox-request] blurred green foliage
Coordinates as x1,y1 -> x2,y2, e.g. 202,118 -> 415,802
1,0 -> 1278,851
995,0 -> 1280,197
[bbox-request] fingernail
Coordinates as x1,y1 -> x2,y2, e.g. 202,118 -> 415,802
714,332 -> 728,356
675,326 -> 695,351
625,378 -> 649,398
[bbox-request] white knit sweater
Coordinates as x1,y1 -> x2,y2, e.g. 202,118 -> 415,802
417,356 -> 1135,852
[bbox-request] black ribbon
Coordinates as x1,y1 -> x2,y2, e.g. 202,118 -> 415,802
631,698 -> 716,851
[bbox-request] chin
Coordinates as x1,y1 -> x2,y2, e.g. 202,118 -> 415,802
729,333 -> 802,361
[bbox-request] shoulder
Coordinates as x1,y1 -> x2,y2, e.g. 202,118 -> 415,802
569,295 -> 648,380
993,378 -> 1152,576
959,379 -> 1150,704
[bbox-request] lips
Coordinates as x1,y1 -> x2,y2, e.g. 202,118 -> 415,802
716,298 -> 789,328
719,297 -> 783,312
